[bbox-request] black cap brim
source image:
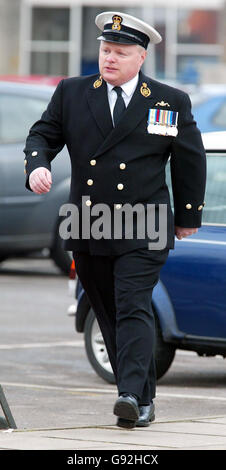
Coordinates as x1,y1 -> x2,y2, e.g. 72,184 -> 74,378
97,34 -> 143,46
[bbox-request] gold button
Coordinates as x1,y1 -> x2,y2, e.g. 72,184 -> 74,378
198,205 -> 203,211
90,159 -> 96,166
24,169 -> 27,175
32,151 -> 38,156
24,159 -> 27,165
117,183 -> 124,190
115,204 -> 122,210
119,163 -> 126,170
86,200 -> 92,207
87,179 -> 93,186
186,203 -> 192,210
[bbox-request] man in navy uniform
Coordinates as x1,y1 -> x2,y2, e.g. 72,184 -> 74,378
24,11 -> 206,428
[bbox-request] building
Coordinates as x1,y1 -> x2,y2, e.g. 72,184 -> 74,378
0,0 -> 226,83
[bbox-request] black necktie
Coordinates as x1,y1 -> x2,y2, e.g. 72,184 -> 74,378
113,86 -> 126,127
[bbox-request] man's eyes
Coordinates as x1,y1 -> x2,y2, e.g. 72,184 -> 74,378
102,49 -> 127,56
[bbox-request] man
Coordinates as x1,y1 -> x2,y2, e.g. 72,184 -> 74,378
24,11 -> 206,428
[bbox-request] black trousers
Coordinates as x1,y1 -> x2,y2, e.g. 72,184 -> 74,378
73,247 -> 169,405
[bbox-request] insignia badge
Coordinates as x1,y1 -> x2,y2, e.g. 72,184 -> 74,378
112,15 -> 122,31
147,109 -> 178,137
93,76 -> 103,88
155,101 -> 170,107
140,82 -> 151,98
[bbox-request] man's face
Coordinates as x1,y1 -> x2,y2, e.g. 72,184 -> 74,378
99,41 -> 147,86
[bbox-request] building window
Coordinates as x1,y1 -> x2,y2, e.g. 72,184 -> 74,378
176,9 -> 221,82
81,6 -> 111,76
32,7 -> 70,41
30,7 -> 70,75
177,9 -> 219,45
31,51 -> 69,75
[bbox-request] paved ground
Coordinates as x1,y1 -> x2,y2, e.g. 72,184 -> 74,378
1,416 -> 226,450
1,256 -> 226,450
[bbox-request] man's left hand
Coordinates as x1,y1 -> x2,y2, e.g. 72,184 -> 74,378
175,226 -> 198,240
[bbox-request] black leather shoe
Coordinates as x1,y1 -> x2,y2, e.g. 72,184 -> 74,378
114,394 -> 139,429
135,403 -> 155,427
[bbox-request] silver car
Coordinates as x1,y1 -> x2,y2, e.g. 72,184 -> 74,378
0,81 -> 71,273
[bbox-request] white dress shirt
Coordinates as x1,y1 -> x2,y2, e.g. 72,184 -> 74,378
106,74 -> 139,125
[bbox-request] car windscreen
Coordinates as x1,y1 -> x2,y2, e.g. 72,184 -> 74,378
166,152 -> 226,225
202,153 -> 226,224
0,93 -> 49,144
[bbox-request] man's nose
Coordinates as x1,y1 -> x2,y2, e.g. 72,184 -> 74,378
106,53 -> 115,63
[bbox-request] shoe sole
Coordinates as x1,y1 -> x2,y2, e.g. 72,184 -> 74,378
114,400 -> 139,422
135,412 -> 155,427
117,418 -> 136,429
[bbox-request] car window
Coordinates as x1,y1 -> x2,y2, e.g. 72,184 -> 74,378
0,93 -> 49,144
203,154 -> 226,224
192,96 -> 226,132
166,153 -> 226,225
212,100 -> 226,128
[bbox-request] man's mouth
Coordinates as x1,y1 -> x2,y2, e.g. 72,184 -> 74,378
104,67 -> 117,72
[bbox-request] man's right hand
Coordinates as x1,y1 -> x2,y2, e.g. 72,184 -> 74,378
29,167 -> 52,194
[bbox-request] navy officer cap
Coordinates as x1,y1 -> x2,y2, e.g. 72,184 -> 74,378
95,11 -> 162,49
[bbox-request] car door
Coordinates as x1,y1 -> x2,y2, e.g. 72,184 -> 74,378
162,151 -> 226,338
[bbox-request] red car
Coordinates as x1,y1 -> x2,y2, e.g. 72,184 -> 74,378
0,75 -> 65,86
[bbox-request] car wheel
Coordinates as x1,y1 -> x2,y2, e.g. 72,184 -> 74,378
154,314 -> 176,380
50,218 -> 72,275
84,308 -> 176,384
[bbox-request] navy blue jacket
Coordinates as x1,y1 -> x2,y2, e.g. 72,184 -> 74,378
24,71 -> 206,255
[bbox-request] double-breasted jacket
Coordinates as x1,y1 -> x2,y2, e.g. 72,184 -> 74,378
24,71 -> 206,255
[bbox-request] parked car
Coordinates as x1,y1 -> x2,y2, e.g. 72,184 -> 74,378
0,75 -> 65,86
191,85 -> 226,133
70,131 -> 226,383
0,80 -> 71,273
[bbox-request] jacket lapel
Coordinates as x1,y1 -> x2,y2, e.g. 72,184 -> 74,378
86,78 -> 113,138
89,71 -> 157,159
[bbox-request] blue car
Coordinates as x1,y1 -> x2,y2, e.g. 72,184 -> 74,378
73,131 -> 226,383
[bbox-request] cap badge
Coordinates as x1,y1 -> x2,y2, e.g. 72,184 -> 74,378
93,76 -> 103,88
140,82 -> 151,98
112,15 -> 122,31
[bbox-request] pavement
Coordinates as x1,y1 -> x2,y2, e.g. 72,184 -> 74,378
1,257 -> 226,452
1,410 -> 226,450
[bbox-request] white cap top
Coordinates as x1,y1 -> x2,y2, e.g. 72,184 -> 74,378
95,11 -> 162,49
